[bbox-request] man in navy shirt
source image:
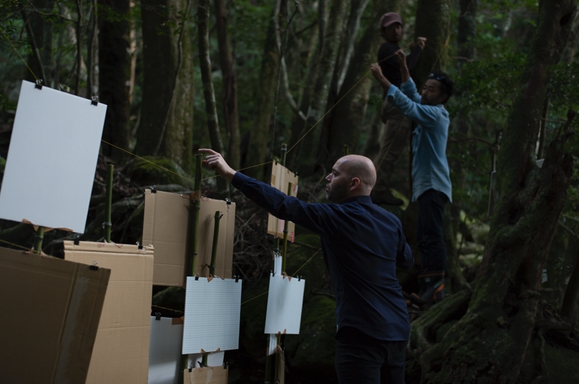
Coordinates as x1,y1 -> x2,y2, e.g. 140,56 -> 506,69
371,50 -> 453,304
199,148 -> 413,384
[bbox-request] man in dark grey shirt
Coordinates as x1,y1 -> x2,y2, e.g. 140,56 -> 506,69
373,12 -> 426,206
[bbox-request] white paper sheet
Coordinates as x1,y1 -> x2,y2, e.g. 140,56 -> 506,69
266,334 -> 278,356
182,277 -> 242,354
0,80 -> 106,233
149,317 -> 184,384
264,273 -> 306,335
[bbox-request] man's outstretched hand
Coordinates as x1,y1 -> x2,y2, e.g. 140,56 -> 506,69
198,148 -> 236,182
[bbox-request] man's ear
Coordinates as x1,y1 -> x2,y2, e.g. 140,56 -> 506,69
350,177 -> 361,190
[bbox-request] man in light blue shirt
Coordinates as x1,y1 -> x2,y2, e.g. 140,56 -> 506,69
370,52 -> 453,304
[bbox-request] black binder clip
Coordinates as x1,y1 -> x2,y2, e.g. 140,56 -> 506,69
35,79 -> 43,89
91,96 -> 99,106
235,275 -> 239,283
298,275 -> 301,281
136,241 -> 143,250
89,261 -> 99,271
223,361 -> 229,369
271,270 -> 275,277
195,275 -> 199,281
74,236 -> 80,245
150,185 -> 157,193
225,198 -> 231,212
155,312 -> 161,321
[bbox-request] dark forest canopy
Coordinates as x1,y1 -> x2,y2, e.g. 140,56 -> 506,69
1,0 -> 579,383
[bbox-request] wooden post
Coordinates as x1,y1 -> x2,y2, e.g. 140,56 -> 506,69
33,226 -> 45,254
209,211 -> 222,276
104,164 -> 113,242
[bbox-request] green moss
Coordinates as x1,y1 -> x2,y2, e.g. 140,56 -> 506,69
123,156 -> 194,187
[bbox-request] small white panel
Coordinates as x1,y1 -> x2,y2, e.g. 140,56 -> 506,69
0,81 -> 106,233
264,273 -> 305,335
148,317 -> 183,384
182,277 -> 242,354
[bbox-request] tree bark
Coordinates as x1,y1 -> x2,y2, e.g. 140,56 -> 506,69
215,0 -> 240,171
21,1 -> 48,83
98,0 -> 131,161
163,0 -> 194,171
411,2 -> 577,382
137,0 -> 176,156
245,0 -> 280,179
198,0 -> 224,154
457,0 -> 477,63
413,0 -> 451,86
291,0 -> 349,177
323,0 -> 404,170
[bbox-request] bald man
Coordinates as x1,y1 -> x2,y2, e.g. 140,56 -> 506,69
199,149 -> 413,384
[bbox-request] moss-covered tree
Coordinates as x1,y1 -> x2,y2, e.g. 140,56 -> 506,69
409,1 -> 577,382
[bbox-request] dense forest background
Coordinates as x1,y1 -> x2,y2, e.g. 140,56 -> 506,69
1,0 -> 579,383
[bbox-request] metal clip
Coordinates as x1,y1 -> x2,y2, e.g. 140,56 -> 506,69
35,79 -> 43,89
155,312 -> 161,321
89,261 -> 99,271
136,241 -> 143,250
225,198 -> 231,212
91,96 -> 99,106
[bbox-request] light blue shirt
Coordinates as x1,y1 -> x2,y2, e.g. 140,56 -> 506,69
386,78 -> 452,202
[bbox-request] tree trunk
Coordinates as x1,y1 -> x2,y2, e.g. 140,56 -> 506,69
323,0 -> 404,170
74,0 -> 82,95
457,0 -> 477,63
162,0 -> 194,171
86,0 -> 97,97
21,0 -> 49,83
198,0 -> 224,154
411,2 -> 577,382
98,0 -> 131,161
335,0 -> 371,92
413,0 -> 451,86
215,0 -> 240,171
245,0 -> 280,179
137,0 -> 176,156
291,0 -> 349,177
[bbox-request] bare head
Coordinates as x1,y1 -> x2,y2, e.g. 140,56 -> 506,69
325,155 -> 377,203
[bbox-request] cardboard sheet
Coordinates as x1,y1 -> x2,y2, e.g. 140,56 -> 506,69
264,273 -> 306,335
64,241 -> 154,384
182,277 -> 242,354
143,190 -> 236,286
0,246 -> 110,383
267,162 -> 298,241
183,366 -> 228,384
0,80 -> 106,233
149,316 -> 184,384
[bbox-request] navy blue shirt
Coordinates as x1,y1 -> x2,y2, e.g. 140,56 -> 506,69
232,172 -> 413,341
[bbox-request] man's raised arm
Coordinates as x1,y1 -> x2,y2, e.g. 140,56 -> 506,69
198,148 -> 236,182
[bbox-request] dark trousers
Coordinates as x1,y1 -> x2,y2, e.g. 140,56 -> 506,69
335,327 -> 406,384
417,189 -> 448,273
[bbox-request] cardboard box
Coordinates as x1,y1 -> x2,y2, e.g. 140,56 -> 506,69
64,241 -> 154,384
183,366 -> 228,384
0,246 -> 110,383
267,162 -> 298,241
143,190 -> 236,286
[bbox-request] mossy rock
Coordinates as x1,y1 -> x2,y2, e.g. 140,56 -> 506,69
123,156 -> 194,187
